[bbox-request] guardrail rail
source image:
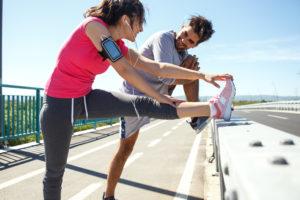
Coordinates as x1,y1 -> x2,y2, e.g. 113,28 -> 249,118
211,116 -> 300,200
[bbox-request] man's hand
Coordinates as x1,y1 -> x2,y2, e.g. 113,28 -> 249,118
180,54 -> 200,71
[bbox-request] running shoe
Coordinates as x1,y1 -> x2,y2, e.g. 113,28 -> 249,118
209,79 -> 236,121
188,116 -> 212,132
103,192 -> 116,200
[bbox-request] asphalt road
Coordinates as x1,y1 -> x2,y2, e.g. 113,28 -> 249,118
0,119 -> 208,200
233,110 -> 300,137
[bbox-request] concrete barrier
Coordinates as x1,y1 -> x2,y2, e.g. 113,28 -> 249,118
211,116 -> 300,200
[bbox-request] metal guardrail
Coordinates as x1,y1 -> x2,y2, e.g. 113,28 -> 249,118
0,84 -> 119,143
211,117 -> 300,200
235,100 -> 300,112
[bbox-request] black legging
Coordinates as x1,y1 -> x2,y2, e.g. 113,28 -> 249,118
40,89 -> 179,200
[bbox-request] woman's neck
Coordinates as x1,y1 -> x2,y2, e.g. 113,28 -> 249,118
108,25 -> 123,41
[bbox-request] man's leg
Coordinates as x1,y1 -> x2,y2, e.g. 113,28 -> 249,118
105,130 -> 140,198
183,80 -> 199,102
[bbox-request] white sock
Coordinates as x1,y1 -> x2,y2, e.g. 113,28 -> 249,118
209,102 -> 217,117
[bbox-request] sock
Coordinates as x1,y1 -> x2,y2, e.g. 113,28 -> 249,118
209,102 -> 217,117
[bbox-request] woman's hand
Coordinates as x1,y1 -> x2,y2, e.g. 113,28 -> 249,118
204,74 -> 233,88
155,94 -> 186,108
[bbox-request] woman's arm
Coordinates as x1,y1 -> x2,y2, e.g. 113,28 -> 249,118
85,21 -> 176,106
125,48 -> 233,88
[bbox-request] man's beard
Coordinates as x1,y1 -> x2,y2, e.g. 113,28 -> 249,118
175,38 -> 186,53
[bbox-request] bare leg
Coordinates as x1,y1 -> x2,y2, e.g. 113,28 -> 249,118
176,101 -> 211,118
105,130 -> 140,198
183,80 -> 199,102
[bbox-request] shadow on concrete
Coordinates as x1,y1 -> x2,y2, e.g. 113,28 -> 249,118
0,129 -> 119,171
67,163 -> 204,200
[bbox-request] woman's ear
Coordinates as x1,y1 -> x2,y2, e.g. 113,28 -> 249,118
121,15 -> 130,26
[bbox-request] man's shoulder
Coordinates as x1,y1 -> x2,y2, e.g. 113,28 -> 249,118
149,30 -> 176,47
153,30 -> 175,40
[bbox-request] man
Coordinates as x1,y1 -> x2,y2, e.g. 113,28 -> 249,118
103,15 -> 214,200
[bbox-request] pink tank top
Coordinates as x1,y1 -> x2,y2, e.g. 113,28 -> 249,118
45,17 -> 128,98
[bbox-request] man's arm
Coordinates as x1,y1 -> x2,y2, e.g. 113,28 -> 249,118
171,55 -> 200,85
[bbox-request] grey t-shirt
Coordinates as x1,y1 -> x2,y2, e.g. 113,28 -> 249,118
121,30 -> 188,95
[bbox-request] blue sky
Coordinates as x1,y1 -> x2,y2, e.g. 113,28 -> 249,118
2,0 -> 300,97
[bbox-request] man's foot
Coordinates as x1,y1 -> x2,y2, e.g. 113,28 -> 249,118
188,116 -> 212,132
209,79 -> 236,121
103,192 -> 116,200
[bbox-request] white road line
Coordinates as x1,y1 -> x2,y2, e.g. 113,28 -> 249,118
0,168 -> 45,190
242,111 -> 251,113
124,152 -> 143,168
68,182 -> 102,200
163,131 -> 171,137
172,126 -> 178,130
67,140 -> 119,162
0,139 -> 118,190
141,120 -> 167,132
0,120 -> 168,190
267,114 -> 288,120
147,139 -> 161,147
173,133 -> 203,200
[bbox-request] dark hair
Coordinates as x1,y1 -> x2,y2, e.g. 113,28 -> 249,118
188,15 -> 215,44
84,0 -> 145,26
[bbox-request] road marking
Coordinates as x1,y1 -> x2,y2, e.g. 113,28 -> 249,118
267,114 -> 288,120
242,111 -> 251,113
67,140 -> 119,162
68,182 -> 102,200
147,139 -> 161,147
163,131 -> 171,137
0,120 -> 168,190
0,168 -> 45,190
124,152 -> 143,168
174,133 -> 203,200
141,120 -> 167,132
172,126 -> 178,130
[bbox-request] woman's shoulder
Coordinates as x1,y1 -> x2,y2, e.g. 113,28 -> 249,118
81,16 -> 109,28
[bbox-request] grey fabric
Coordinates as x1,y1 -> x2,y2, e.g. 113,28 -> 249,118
119,30 -> 188,139
122,30 -> 188,96
40,89 -> 178,200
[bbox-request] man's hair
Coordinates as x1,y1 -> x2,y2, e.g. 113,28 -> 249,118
188,15 -> 215,44
84,0 -> 145,27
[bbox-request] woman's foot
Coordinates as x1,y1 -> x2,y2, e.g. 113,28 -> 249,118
209,79 -> 236,121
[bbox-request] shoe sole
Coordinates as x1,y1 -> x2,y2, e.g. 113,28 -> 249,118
223,80 -> 236,121
196,117 -> 212,133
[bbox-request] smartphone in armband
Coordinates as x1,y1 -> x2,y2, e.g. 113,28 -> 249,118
98,36 -> 123,62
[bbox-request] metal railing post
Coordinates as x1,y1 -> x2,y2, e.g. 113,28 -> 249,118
35,89 -> 40,143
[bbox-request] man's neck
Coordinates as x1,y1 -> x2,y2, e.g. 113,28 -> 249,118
173,32 -> 185,55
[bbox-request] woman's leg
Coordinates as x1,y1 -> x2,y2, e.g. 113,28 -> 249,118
85,89 -> 179,119
176,102 -> 211,118
40,96 -> 74,200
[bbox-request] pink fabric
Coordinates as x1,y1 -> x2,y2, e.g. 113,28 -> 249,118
45,17 -> 128,98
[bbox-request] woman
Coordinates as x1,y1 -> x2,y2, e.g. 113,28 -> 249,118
40,0 -> 234,199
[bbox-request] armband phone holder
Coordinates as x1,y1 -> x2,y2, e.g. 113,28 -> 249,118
98,36 -> 123,62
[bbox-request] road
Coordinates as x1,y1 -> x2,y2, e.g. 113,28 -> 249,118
0,119 -> 208,200
233,110 -> 300,137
